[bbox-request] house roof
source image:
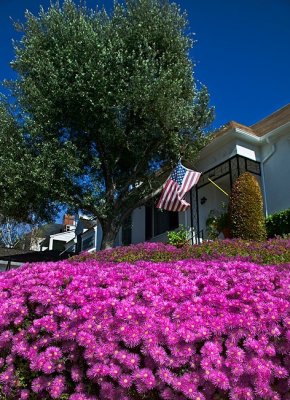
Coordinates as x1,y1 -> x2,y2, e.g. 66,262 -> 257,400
32,223 -> 63,238
214,103 -> 290,139
251,103 -> 290,136
50,231 -> 75,241
214,121 -> 256,139
79,217 -> 97,230
81,225 -> 97,237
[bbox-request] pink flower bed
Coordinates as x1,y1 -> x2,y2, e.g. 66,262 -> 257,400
0,258 -> 289,399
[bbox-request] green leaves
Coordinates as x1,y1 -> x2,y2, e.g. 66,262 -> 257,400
229,172 -> 267,241
167,224 -> 190,247
266,208 -> 290,238
0,99 -> 76,222
2,0 -> 213,245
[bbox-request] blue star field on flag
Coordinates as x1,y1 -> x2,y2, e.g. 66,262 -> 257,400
171,163 -> 187,185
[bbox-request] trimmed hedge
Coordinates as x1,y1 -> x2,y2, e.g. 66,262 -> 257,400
266,208 -> 290,238
229,172 -> 266,241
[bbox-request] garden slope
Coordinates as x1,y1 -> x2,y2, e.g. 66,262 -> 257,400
0,253 -> 289,399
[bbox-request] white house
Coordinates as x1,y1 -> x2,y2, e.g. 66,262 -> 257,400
124,103 -> 290,245
28,215 -> 76,252
194,103 -> 290,238
60,104 -> 290,253
64,217 -> 98,254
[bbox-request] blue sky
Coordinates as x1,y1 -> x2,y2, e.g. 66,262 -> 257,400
0,0 -> 289,129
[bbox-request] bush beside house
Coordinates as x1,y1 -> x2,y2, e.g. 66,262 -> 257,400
266,208 -> 290,238
229,172 -> 266,241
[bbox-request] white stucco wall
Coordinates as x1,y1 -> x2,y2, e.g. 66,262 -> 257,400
95,223 -> 103,250
197,140 -> 236,172
178,192 -> 191,229
197,138 -> 260,174
235,140 -> 260,161
196,133 -> 267,237
262,131 -> 290,215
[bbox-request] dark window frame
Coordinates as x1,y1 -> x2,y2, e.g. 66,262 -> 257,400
122,215 -> 132,246
145,202 -> 179,240
82,234 -> 95,251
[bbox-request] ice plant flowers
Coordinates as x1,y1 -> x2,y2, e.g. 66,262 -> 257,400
0,255 -> 289,399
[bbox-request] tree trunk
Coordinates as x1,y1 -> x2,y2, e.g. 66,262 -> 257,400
100,221 -> 120,250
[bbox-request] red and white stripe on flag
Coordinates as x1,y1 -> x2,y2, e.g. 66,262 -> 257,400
156,163 -> 201,212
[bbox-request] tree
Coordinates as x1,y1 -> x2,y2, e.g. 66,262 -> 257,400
0,217 -> 30,248
229,172 -> 266,241
3,0 -> 213,249
0,99 -> 77,223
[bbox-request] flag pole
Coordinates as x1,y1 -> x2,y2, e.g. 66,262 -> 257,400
208,178 -> 229,196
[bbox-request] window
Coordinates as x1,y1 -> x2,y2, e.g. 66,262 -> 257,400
76,236 -> 82,254
82,234 -> 95,251
145,204 -> 178,240
122,215 -> 132,245
52,240 -> 65,251
154,208 -> 178,236
145,205 -> 153,240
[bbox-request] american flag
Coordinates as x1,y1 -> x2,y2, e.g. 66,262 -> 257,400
156,162 -> 201,212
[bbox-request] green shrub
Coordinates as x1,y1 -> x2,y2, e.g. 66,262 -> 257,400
206,203 -> 231,239
229,172 -> 266,241
266,208 -> 290,238
167,224 -> 190,247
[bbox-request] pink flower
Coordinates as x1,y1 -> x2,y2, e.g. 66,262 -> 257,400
0,241 -> 289,398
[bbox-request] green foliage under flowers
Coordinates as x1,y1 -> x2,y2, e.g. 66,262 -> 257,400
73,238 -> 290,265
229,172 -> 266,241
266,208 -> 290,238
167,224 -> 190,247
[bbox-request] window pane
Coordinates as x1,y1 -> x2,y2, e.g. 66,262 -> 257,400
82,235 -> 95,251
122,215 -> 132,246
169,212 -> 179,230
154,208 -> 178,236
145,206 -> 153,240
